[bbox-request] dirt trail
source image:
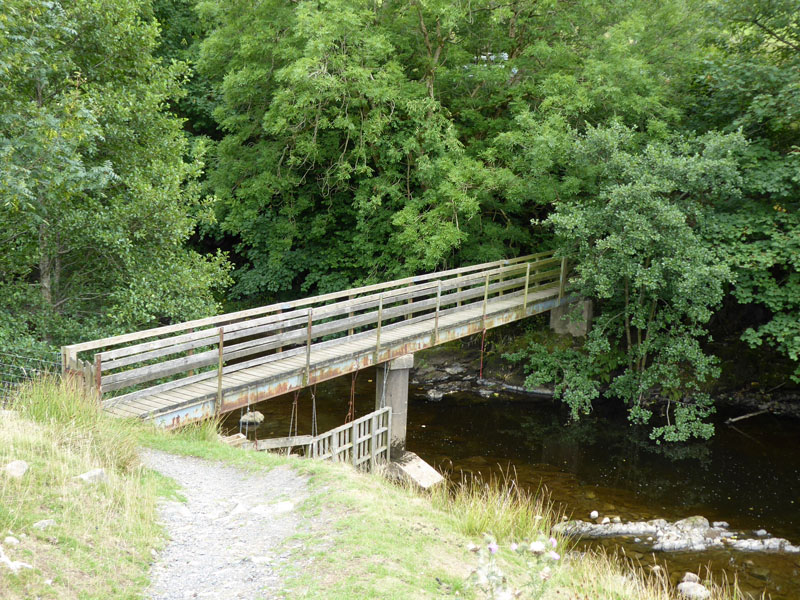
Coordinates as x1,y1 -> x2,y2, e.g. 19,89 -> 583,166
141,449 -> 310,600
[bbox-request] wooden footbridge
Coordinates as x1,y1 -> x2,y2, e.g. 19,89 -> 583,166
61,251 -> 572,428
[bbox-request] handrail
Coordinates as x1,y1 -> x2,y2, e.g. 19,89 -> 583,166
63,251 -> 555,355
64,251 -> 565,404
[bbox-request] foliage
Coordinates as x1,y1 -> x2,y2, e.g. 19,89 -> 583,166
512,125 -> 743,441
688,0 -> 800,380
0,0 -> 231,352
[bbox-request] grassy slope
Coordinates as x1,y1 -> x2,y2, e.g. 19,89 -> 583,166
1,379 -> 744,599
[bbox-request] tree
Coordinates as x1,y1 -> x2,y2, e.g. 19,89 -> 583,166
510,124 -> 744,442
687,0 -> 800,380
0,0 -> 230,350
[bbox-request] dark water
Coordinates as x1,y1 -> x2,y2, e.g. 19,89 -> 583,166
222,372 -> 800,599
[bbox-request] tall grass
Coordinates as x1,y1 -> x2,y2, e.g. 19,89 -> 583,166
10,375 -> 141,474
430,467 -> 559,542
0,377 -> 170,599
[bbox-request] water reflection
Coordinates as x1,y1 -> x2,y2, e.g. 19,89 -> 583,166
222,371 -> 800,599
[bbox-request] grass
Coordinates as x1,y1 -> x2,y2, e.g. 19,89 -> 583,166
0,377 -> 178,599
1,378 -> 751,599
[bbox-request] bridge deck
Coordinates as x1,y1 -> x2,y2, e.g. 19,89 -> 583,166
106,287 -> 560,425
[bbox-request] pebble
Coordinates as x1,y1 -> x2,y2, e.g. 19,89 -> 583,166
589,510 -> 599,519
3,536 -> 19,546
33,519 -> 56,530
74,468 -> 107,485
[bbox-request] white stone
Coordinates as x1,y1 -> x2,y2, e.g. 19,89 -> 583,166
600,517 -> 610,525
0,545 -> 32,574
4,460 -> 29,479
682,572 -> 701,584
677,581 -> 711,600
74,468 -> 107,485
33,519 -> 56,530
589,510 -> 599,519
3,536 -> 19,547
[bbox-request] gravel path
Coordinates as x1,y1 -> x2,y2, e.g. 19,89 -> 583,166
141,449 -> 309,600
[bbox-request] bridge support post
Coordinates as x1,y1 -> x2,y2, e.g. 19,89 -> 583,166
375,353 -> 413,458
550,299 -> 593,337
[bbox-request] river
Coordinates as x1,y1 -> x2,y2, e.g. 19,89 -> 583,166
221,372 -> 800,599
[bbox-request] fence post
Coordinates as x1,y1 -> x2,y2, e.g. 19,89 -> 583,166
216,327 -> 224,415
434,280 -> 441,344
523,263 -> 531,312
94,354 -> 102,403
304,309 -> 313,386
406,283 -> 413,320
558,258 -> 568,300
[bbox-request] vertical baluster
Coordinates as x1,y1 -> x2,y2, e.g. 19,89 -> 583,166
434,280 -> 441,344
523,263 -> 531,312
375,293 -> 383,361
559,257 -> 568,300
304,309 -> 313,386
216,327 -> 224,415
482,272 -> 489,330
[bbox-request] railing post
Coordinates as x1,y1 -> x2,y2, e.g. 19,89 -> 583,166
482,272 -> 489,330
375,293 -> 383,362
558,257 -> 568,300
434,280 -> 441,344
276,309 -> 283,353
216,327 -> 224,415
348,296 -> 354,336
94,354 -> 102,403
406,283 -> 413,320
523,263 -> 531,312
304,308 -> 313,386
457,285 -> 462,307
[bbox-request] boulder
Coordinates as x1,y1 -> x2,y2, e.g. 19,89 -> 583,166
426,389 -> 444,401
74,468 -> 107,485
681,572 -> 701,584
4,460 -> 29,479
677,581 -> 711,600
239,411 -> 264,425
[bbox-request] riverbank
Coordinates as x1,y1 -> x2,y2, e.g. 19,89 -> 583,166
1,378 -> 745,599
411,322 -> 800,419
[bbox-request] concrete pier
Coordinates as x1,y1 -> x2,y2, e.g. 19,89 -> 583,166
375,353 -> 414,456
550,299 -> 593,337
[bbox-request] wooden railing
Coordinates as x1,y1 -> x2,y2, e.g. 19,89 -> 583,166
62,251 -> 566,408
309,406 -> 391,469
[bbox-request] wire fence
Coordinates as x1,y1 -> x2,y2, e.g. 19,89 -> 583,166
0,350 -> 62,407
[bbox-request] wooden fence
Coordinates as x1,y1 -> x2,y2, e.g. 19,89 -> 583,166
61,251 -> 566,410
245,407 -> 392,471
